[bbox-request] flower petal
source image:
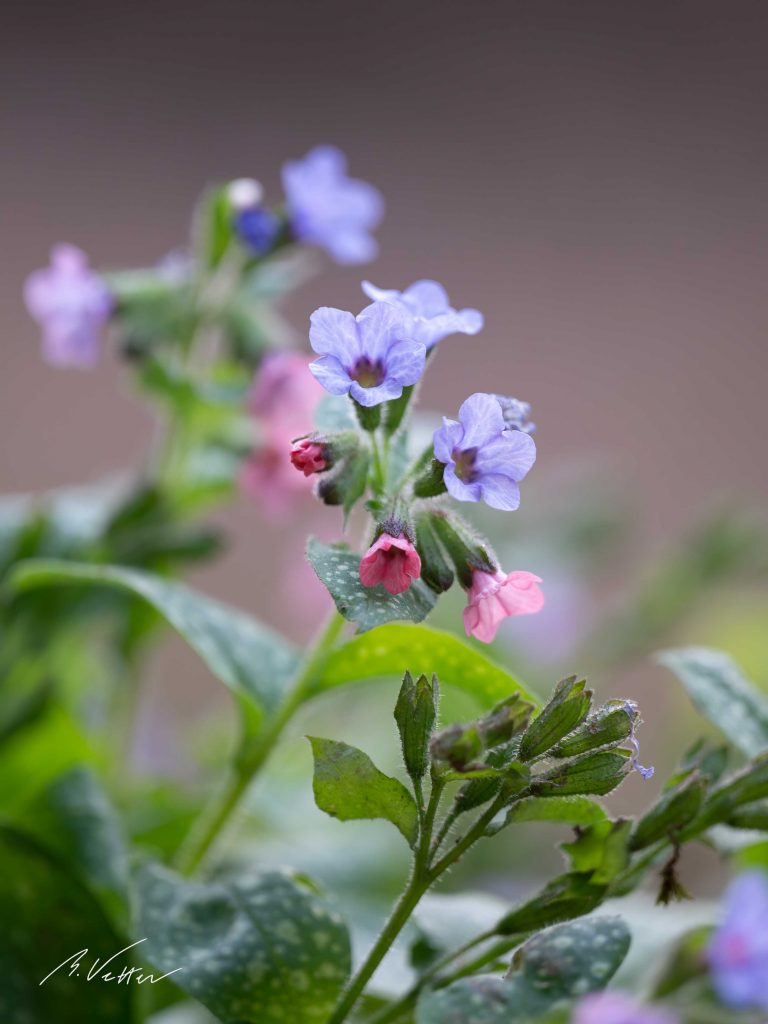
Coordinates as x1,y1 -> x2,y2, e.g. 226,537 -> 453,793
384,338 -> 426,388
443,463 -> 483,503
478,474 -> 521,511
457,393 -> 506,448
309,306 -> 360,363
433,419 -> 462,464
401,279 -> 450,317
309,355 -> 353,396
356,301 -> 411,361
475,430 -> 537,481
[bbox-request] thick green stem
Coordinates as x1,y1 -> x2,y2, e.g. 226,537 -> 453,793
175,610 -> 345,873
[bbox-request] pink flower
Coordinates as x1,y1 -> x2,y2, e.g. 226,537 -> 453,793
290,439 -> 327,476
242,352 -> 324,517
24,244 -> 112,368
463,569 -> 544,643
360,534 -> 422,595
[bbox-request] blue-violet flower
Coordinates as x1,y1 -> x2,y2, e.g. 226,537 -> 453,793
24,244 -> 112,368
433,393 -> 536,510
708,872 -> 768,1010
309,302 -> 425,407
492,394 -> 536,435
361,278 -> 483,349
282,146 -> 383,265
573,992 -> 679,1024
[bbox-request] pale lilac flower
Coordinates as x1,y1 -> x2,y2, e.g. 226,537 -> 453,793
361,279 -> 483,350
622,700 -> 655,780
24,244 -> 112,368
463,569 -> 544,643
236,207 -> 280,255
434,393 -> 537,510
492,394 -> 536,435
309,302 -> 425,407
282,146 -> 383,264
573,992 -> 679,1024
708,872 -> 768,1010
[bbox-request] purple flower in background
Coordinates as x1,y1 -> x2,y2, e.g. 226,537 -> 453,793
309,302 -> 425,407
282,146 -> 384,264
24,245 -> 112,368
492,394 -> 536,435
434,393 -> 536,510
361,279 -> 483,349
573,992 -> 679,1024
708,872 -> 768,1010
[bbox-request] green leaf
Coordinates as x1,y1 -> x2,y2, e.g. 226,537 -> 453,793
417,916 -> 631,1023
658,647 -> 768,757
561,819 -> 632,883
309,737 -> 419,845
307,538 -> 436,632
314,623 -> 540,708
9,561 -> 299,722
493,795 -> 607,833
19,768 -> 129,928
134,860 -> 351,1024
0,826 -> 135,1024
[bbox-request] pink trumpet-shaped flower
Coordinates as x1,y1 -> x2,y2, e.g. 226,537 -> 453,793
359,534 -> 421,596
463,569 -> 544,643
290,439 -> 327,476
24,244 -> 112,368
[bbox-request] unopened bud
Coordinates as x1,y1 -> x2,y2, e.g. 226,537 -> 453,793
394,672 -> 439,782
519,677 -> 592,762
413,457 -> 447,498
531,749 -> 631,797
551,702 -> 633,758
630,773 -> 707,851
430,722 -> 484,772
317,445 -> 369,515
415,513 -> 454,594
479,694 -> 534,748
227,177 -> 264,210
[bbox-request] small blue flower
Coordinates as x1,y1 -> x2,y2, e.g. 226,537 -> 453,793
622,701 -> 654,779
708,872 -> 768,1010
282,146 -> 384,265
361,279 -> 483,350
309,302 -> 425,407
492,394 -> 536,435
434,393 -> 536,511
235,207 -> 280,255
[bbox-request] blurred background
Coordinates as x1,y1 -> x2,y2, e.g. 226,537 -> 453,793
3,0 -> 768,928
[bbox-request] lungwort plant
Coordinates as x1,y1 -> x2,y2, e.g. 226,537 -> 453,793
3,146 -> 768,1024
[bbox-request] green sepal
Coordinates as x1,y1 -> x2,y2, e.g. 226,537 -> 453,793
394,672 -> 439,783
383,384 -> 415,436
519,677 -> 592,762
531,749 -> 631,797
429,511 -> 496,588
561,818 -> 632,883
413,458 -> 448,498
495,871 -> 607,935
430,722 -> 485,772
354,400 -> 381,432
478,694 -> 535,748
630,773 -> 707,850
415,513 -> 454,594
317,447 -> 371,520
551,701 -> 633,758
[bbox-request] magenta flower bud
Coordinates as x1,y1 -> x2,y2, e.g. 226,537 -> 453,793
463,568 -> 544,644
24,244 -> 112,368
359,533 -> 421,596
290,439 -> 328,477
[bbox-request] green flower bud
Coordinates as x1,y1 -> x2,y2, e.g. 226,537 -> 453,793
629,773 -> 707,851
726,800 -> 768,831
414,514 -> 454,594
317,446 -> 370,517
429,511 -> 496,589
689,753 -> 768,834
479,694 -> 534,748
430,722 -> 484,772
519,677 -> 592,762
413,458 -> 448,498
551,702 -> 633,758
531,749 -> 631,797
495,872 -> 606,936
394,672 -> 439,782
455,747 -> 528,815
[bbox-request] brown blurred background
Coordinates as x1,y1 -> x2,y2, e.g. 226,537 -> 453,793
2,0 -> 767,727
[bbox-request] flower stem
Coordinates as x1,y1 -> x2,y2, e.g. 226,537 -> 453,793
175,610 -> 345,873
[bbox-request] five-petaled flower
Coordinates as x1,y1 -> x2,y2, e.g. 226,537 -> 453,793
360,533 -> 422,596
309,302 -> 425,407
361,278 -> 483,350
434,393 -> 537,510
290,439 -> 328,476
463,569 -> 544,643
24,244 -> 113,368
708,871 -> 768,1010
282,146 -> 384,265
573,992 -> 679,1024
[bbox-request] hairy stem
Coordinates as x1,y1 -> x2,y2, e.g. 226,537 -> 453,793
175,610 -> 345,873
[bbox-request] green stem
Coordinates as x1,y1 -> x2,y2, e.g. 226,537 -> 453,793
175,610 -> 345,873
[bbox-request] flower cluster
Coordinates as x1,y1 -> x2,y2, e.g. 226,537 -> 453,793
288,275 -> 545,643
